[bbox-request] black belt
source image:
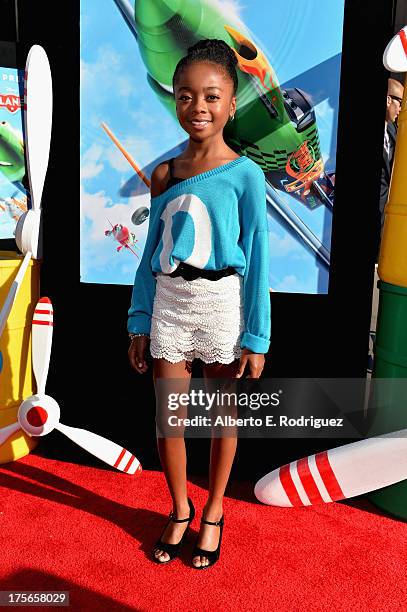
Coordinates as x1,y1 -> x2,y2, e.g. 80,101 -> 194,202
168,262 -> 237,281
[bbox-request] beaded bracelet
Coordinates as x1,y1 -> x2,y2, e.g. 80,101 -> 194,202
129,333 -> 149,341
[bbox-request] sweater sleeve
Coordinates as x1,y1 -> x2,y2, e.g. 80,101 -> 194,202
239,167 -> 271,354
127,201 -> 161,335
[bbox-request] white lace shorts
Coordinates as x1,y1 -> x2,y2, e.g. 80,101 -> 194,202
150,272 -> 244,364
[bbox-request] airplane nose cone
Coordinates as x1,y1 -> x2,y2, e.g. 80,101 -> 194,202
26,405 -> 48,427
18,394 -> 60,437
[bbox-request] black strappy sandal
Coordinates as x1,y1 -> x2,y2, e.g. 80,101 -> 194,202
191,515 -> 224,569
152,497 -> 195,564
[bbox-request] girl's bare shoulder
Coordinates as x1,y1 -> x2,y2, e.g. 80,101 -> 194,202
150,160 -> 171,197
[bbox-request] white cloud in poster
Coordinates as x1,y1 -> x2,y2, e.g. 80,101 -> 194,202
117,75 -> 133,98
104,136 -> 154,173
80,185 -> 111,242
315,99 -> 334,164
130,110 -> 159,129
274,274 -> 314,293
81,143 -> 105,180
120,263 -> 137,276
207,0 -> 245,28
80,46 -> 133,107
269,230 -> 305,257
315,99 -> 333,122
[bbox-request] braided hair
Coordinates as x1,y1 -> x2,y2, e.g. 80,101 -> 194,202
172,39 -> 238,96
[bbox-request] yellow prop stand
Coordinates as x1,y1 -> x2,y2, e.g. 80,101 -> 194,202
0,252 -> 40,463
368,28 -> 407,519
378,76 -> 407,287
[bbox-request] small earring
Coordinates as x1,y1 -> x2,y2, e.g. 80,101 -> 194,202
229,114 -> 235,121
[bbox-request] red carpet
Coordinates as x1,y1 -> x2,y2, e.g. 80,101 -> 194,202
1,454 -> 406,611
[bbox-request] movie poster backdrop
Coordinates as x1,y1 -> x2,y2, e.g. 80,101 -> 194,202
80,0 -> 345,293
0,67 -> 27,240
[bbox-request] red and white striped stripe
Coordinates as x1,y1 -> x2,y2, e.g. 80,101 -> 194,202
32,297 -> 53,395
56,422 -> 142,476
32,296 -> 53,326
399,28 -> 407,58
114,448 -> 142,475
277,452 -> 345,506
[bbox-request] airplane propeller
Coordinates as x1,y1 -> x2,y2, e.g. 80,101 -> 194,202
0,46 -> 141,474
0,297 -> 142,475
1,45 -> 52,342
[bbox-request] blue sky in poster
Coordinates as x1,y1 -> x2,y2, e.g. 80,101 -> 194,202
80,0 -> 344,291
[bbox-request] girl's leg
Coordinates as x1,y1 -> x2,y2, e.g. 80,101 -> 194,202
152,357 -> 193,563
192,358 -> 240,568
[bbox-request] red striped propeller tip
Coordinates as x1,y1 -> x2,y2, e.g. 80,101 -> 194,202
38,297 -> 52,304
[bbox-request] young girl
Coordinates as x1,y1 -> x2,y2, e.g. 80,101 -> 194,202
128,39 -> 270,569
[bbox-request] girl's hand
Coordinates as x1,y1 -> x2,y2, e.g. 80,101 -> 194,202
236,348 -> 265,379
128,336 -> 150,374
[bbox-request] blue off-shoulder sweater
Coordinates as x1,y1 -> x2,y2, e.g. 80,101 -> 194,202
128,156 -> 270,354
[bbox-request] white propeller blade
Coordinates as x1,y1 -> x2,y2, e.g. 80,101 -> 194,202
15,45 -> 53,259
0,251 -> 31,340
56,423 -> 141,474
255,430 -> 407,506
31,297 -> 53,395
24,45 -> 53,212
0,422 -> 21,446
